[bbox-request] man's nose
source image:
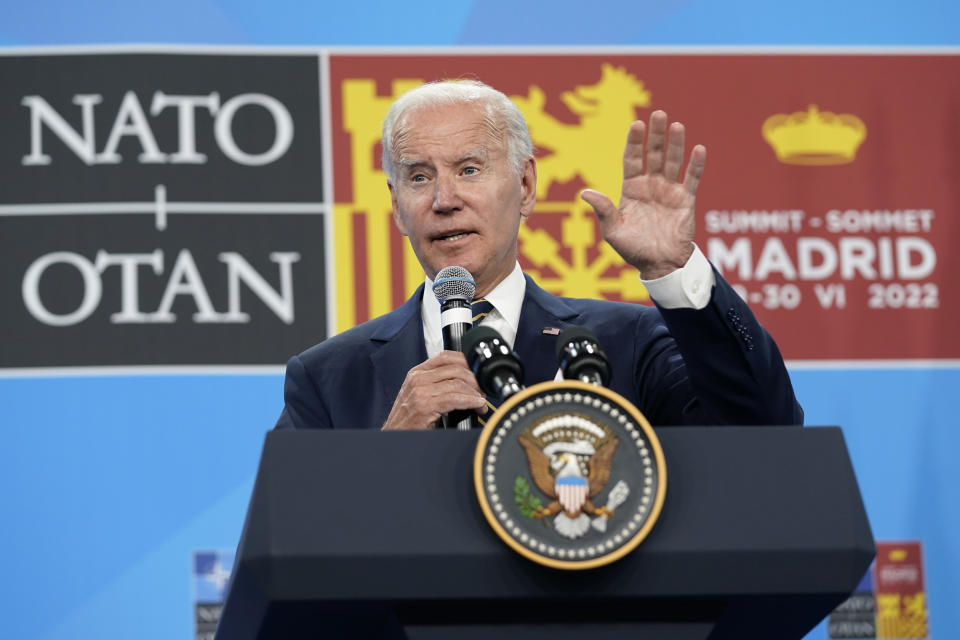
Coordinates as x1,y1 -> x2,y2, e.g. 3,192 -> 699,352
432,175 -> 463,213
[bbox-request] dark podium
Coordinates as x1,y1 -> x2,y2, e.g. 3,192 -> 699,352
217,427 -> 874,640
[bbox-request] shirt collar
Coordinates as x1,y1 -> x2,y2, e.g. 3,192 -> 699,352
481,262 -> 525,337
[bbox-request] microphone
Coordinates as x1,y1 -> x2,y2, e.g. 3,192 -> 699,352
556,326 -> 611,386
432,265 -> 477,430
462,326 -> 525,405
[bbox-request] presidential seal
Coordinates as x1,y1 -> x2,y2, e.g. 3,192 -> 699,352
473,380 -> 666,570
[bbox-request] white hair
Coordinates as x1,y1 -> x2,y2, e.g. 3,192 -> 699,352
381,79 -> 534,182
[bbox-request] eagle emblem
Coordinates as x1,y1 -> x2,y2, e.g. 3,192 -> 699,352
517,415 -> 630,539
474,381 -> 665,569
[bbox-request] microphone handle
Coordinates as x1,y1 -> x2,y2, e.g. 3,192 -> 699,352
440,298 -> 474,430
441,320 -> 471,352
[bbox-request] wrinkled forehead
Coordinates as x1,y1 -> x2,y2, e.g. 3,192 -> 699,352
391,100 -> 507,160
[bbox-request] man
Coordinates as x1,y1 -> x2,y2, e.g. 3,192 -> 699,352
275,80 -> 802,431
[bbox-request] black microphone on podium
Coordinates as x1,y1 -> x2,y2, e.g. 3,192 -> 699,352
432,265 -> 477,430
556,326 -> 611,386
462,325 -> 525,405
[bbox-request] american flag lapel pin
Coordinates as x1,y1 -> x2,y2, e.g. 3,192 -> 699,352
542,327 -> 561,336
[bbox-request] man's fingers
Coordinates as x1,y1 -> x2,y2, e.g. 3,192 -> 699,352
663,122 -> 686,182
411,380 -> 487,412
399,381 -> 486,426
683,144 -> 707,195
402,351 -> 486,406
383,351 -> 487,431
622,120 -> 646,180
580,189 -> 617,225
409,351 -> 482,392
645,110 -> 668,175
422,350 -> 470,367
384,379 -> 486,431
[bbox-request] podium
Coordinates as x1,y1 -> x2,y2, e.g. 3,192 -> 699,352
216,427 -> 874,639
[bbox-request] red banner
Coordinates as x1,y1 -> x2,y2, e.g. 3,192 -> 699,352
328,53 -> 960,361
875,541 -> 929,638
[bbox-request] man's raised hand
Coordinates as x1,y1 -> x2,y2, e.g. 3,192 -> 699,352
581,110 -> 706,280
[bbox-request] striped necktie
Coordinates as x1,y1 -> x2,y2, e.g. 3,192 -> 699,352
471,298 -> 494,324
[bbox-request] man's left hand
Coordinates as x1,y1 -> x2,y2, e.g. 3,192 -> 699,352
581,110 -> 706,280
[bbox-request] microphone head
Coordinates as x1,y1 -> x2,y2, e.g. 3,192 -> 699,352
432,266 -> 476,303
461,325 -> 501,368
554,326 -> 600,361
461,325 -> 524,400
556,326 -> 611,387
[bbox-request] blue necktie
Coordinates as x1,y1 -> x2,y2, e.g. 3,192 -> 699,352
471,297 -> 494,325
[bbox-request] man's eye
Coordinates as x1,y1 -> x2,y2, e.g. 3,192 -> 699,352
463,166 -> 479,175
411,174 -> 427,183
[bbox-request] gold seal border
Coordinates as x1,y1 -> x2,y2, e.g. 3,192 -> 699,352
473,380 -> 668,570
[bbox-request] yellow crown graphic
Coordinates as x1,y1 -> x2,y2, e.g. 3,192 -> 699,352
762,105 -> 866,165
889,548 -> 908,562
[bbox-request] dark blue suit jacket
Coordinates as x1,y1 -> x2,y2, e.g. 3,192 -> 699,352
275,272 -> 802,430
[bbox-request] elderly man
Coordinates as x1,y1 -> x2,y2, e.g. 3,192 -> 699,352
275,80 -> 802,431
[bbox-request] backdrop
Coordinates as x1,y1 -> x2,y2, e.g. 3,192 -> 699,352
1,3 -> 957,639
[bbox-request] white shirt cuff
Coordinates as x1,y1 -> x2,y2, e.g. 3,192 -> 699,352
640,243 -> 715,310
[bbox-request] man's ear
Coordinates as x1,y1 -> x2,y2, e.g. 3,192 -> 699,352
519,157 -> 537,219
388,182 -> 409,236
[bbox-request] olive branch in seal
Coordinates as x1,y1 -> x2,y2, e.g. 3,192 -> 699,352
514,475 -> 548,524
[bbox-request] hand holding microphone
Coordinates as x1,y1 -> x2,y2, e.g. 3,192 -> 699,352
381,266 -> 488,431
380,351 -> 487,431
433,266 -> 480,430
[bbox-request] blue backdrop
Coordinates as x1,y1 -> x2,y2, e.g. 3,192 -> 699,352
2,2 -> 958,638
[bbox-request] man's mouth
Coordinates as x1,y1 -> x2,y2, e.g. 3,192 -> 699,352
435,231 -> 472,242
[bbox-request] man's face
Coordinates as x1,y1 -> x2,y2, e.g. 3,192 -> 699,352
388,101 -> 536,298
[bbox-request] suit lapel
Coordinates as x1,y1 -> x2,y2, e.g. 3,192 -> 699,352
370,286 -> 427,422
514,275 -> 579,386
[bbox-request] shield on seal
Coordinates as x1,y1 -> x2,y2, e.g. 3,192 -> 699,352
556,475 -> 589,513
